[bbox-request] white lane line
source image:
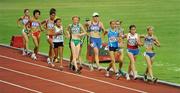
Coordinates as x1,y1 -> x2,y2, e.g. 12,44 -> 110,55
0,66 -> 94,93
0,80 -> 42,93
0,55 -> 147,93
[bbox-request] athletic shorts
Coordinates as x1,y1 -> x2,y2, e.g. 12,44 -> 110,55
32,31 -> 40,37
90,37 -> 102,49
53,42 -> 63,48
144,52 -> 155,58
71,39 -> 81,46
22,29 -> 29,34
127,48 -> 139,56
109,47 -> 119,52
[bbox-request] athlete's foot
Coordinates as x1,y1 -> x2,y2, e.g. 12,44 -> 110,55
79,66 -> 83,71
50,63 -> 55,67
54,58 -> 58,63
75,69 -> 81,74
97,67 -> 102,71
26,51 -> 31,55
152,77 -> 158,83
116,73 -> 121,80
31,53 -> 37,60
133,74 -> 138,80
89,65 -> 94,71
105,70 -> 110,77
126,74 -> 130,80
144,74 -> 148,82
69,63 -> 72,70
72,65 -> 76,71
59,66 -> 63,71
119,70 -> 126,76
47,58 -> 51,64
22,50 -> 26,55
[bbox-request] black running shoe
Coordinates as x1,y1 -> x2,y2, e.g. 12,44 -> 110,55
72,65 -> 75,71
69,63 -> 72,70
153,78 -> 158,83
144,74 -> 148,82
79,66 -> 83,70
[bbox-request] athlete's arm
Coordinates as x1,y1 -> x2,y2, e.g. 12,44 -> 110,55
41,19 -> 48,30
100,22 -> 107,40
137,35 -> 143,46
39,22 -> 44,32
65,25 -> 71,38
25,19 -> 31,32
154,36 -> 160,47
17,16 -> 23,28
80,24 -> 87,36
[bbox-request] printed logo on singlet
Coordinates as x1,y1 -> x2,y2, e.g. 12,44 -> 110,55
128,35 -> 137,46
22,19 -> 29,25
53,26 -> 63,42
144,36 -> 154,47
31,21 -> 39,27
108,29 -> 119,47
47,20 -> 54,29
71,24 -> 80,34
89,24 -> 100,32
109,36 -> 118,42
108,31 -> 118,43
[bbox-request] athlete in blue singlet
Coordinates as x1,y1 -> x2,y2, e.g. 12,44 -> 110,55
85,12 -> 106,71
105,20 -> 119,77
143,26 -> 160,82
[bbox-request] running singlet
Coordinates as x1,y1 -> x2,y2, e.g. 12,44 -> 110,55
31,20 -> 40,32
108,28 -> 119,47
22,16 -> 30,25
144,35 -> 154,48
117,27 -> 124,38
70,24 -> 81,34
53,26 -> 64,42
89,22 -> 101,32
46,19 -> 54,30
127,33 -> 138,49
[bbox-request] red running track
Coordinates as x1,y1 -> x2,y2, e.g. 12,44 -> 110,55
0,45 -> 179,93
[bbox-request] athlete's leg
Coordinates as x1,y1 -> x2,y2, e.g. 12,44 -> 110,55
93,47 -> 100,68
118,50 -> 124,71
71,41 -> 79,71
59,46 -> 64,67
77,46 -> 83,66
22,31 -> 29,50
32,35 -> 39,55
127,53 -> 137,78
47,37 -> 54,62
109,51 -> 117,73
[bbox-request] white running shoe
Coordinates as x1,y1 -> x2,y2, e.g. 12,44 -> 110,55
133,74 -> 138,80
22,49 -> 27,56
105,70 -> 110,77
89,64 -> 94,71
47,58 -> 51,64
126,74 -> 130,80
31,53 -> 37,60
22,50 -> 26,55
